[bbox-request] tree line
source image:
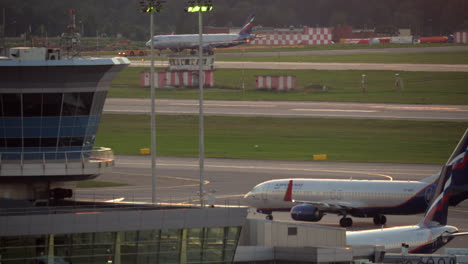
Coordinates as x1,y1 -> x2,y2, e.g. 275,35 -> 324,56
1,0 -> 467,41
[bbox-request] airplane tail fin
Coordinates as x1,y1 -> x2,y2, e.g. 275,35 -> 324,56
283,180 -> 293,202
239,14 -> 255,36
447,129 -> 468,206
420,128 -> 468,227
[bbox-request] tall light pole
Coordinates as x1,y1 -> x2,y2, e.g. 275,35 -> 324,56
2,8 -> 6,57
198,10 -> 205,208
140,0 -> 164,205
185,0 -> 213,207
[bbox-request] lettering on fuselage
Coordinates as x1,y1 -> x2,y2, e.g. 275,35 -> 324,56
273,182 -> 303,190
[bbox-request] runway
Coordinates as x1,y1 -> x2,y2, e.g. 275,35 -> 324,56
104,98 -> 468,121
76,155 -> 441,204
130,60 -> 468,72
216,45 -> 468,57
75,155 -> 468,252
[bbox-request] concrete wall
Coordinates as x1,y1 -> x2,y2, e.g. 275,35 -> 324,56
239,218 -> 346,248
0,207 -> 248,236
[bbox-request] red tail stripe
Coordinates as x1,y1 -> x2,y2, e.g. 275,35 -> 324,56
284,180 -> 293,201
453,154 -> 468,170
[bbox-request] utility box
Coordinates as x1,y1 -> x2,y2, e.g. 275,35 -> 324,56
255,75 -> 296,91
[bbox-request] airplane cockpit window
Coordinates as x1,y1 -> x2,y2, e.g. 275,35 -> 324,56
250,184 -> 263,193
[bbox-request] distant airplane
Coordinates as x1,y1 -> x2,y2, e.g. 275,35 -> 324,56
145,14 -> 256,55
347,148 -> 468,254
243,129 -> 468,227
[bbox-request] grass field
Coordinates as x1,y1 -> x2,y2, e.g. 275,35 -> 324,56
216,51 -> 468,64
110,67 -> 468,104
94,114 -> 467,164
126,50 -> 468,64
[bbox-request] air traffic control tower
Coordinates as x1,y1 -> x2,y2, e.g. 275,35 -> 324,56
0,47 -> 130,203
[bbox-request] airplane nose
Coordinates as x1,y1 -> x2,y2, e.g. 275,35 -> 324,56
244,191 -> 256,204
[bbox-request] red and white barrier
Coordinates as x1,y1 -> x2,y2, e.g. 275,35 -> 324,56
255,75 -> 296,91
252,27 -> 332,46
455,32 -> 468,43
141,71 -> 214,88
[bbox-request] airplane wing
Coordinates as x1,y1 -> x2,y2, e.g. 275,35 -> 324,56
292,199 -> 358,212
284,180 -> 360,213
206,40 -> 249,49
445,232 -> 468,237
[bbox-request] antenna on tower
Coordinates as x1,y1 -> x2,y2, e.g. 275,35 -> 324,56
60,9 -> 81,58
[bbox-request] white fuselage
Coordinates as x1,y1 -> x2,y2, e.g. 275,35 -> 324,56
146,34 -> 242,50
347,224 -> 457,253
244,178 -> 431,211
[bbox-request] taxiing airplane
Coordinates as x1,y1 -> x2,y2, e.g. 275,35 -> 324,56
347,145 -> 468,254
145,14 -> 256,54
243,129 -> 468,227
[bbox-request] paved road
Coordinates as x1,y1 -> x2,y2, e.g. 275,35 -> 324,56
216,45 -> 468,57
129,45 -> 468,72
104,98 -> 468,121
130,60 -> 468,72
76,156 -> 441,203
75,156 -> 468,252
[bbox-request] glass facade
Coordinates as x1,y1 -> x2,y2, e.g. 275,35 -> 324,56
0,227 -> 241,264
0,91 -> 107,160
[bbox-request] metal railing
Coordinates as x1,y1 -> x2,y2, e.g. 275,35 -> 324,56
0,147 -> 114,175
0,196 -> 245,217
0,147 -> 113,163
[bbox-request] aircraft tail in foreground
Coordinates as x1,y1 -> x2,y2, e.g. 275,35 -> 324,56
420,129 -> 468,227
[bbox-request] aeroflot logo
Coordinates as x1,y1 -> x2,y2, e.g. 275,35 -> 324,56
425,186 -> 435,205
274,182 -> 303,189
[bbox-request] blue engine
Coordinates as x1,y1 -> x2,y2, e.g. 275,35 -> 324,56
291,204 -> 324,222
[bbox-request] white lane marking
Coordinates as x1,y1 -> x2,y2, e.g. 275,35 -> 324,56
103,109 -> 468,120
116,161 -> 395,181
168,102 -> 277,108
292,109 -> 377,113
368,105 -> 468,111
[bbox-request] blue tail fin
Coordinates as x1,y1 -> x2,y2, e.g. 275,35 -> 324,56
420,165 -> 452,226
448,129 -> 468,206
420,128 -> 468,227
239,14 -> 255,36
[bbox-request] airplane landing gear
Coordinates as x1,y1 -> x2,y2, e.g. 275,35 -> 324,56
339,217 -> 353,227
266,214 -> 273,221
373,215 -> 387,225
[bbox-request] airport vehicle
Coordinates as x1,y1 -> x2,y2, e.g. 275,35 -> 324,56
118,49 -> 147,57
145,14 -> 256,54
243,129 -> 468,227
347,141 -> 468,253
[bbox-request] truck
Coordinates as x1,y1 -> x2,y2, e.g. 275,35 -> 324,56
118,49 -> 147,57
